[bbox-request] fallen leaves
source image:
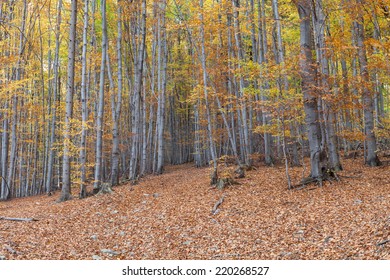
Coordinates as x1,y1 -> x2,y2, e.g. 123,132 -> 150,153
0,159 -> 389,259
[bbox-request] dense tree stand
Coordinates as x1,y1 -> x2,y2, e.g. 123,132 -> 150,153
0,0 -> 388,200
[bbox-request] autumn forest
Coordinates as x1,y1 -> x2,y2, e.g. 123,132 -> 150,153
0,0 -> 390,260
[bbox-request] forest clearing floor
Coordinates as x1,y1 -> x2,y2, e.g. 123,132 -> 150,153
0,158 -> 390,260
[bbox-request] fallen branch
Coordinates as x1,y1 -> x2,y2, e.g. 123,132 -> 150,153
290,177 -> 317,190
0,216 -> 38,222
211,196 -> 225,215
376,240 -> 390,246
4,245 -> 18,254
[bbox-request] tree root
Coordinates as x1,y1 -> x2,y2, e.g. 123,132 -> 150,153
216,177 -> 239,190
96,183 -> 113,195
290,170 -> 340,190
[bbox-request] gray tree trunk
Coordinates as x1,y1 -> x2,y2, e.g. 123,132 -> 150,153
257,0 -> 272,165
313,0 -> 342,171
296,0 -> 326,179
232,0 -> 251,166
129,0 -> 147,180
1,105 -> 9,199
156,0 -> 167,175
59,0 -> 77,202
111,1 -> 123,186
46,0 -> 63,194
354,1 -> 380,166
200,0 -> 218,181
79,0 -> 89,198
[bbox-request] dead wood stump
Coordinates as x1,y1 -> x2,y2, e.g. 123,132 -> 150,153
210,169 -> 218,185
97,183 -> 113,195
234,165 -> 245,179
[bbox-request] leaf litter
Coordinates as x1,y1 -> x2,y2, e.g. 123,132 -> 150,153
0,159 -> 389,260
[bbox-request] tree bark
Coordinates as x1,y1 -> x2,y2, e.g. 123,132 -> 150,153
200,0 -> 218,182
79,0 -> 89,198
94,0 -> 108,190
129,0 -> 147,180
111,1 -> 123,186
313,0 -> 342,171
296,0 -> 326,179
45,0 -> 62,195
354,0 -> 380,166
59,0 -> 77,202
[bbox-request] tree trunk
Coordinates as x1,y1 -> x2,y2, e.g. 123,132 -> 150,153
129,0 -> 147,180
111,1 -> 123,186
46,0 -> 63,195
296,0 -> 327,179
232,0 -> 251,166
59,0 -> 77,202
79,0 -> 89,198
156,0 -> 166,175
93,0 -> 108,191
313,0 -> 342,171
200,0 -> 218,182
257,0 -> 272,166
353,1 -> 380,166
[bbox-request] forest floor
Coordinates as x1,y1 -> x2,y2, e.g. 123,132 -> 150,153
0,158 -> 390,260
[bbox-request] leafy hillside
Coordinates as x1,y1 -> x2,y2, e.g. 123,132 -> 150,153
1,159 -> 389,260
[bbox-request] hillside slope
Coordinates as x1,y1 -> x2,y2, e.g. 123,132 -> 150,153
0,159 -> 389,260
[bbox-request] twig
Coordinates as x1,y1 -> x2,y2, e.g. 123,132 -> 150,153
0,216 -> 38,222
4,245 -> 18,254
211,196 -> 225,215
376,240 -> 390,246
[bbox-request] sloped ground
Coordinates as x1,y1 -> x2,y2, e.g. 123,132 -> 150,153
0,159 -> 389,260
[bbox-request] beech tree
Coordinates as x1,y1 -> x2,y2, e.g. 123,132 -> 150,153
0,0 -> 388,200
295,0 -> 328,180
59,0 -> 77,202
353,0 -> 381,166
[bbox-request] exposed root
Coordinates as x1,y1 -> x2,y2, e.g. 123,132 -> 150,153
96,183 -> 113,195
234,165 -> 245,179
290,170 -> 339,190
216,177 -> 239,190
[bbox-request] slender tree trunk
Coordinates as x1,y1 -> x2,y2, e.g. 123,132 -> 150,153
199,0 -> 218,183
129,0 -> 147,180
111,1 -> 123,186
59,0 -> 77,202
94,0 -> 108,190
79,0 -> 89,198
354,0 -> 380,166
1,104 -> 9,199
232,0 -> 251,166
257,0 -> 272,166
156,0 -> 166,175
